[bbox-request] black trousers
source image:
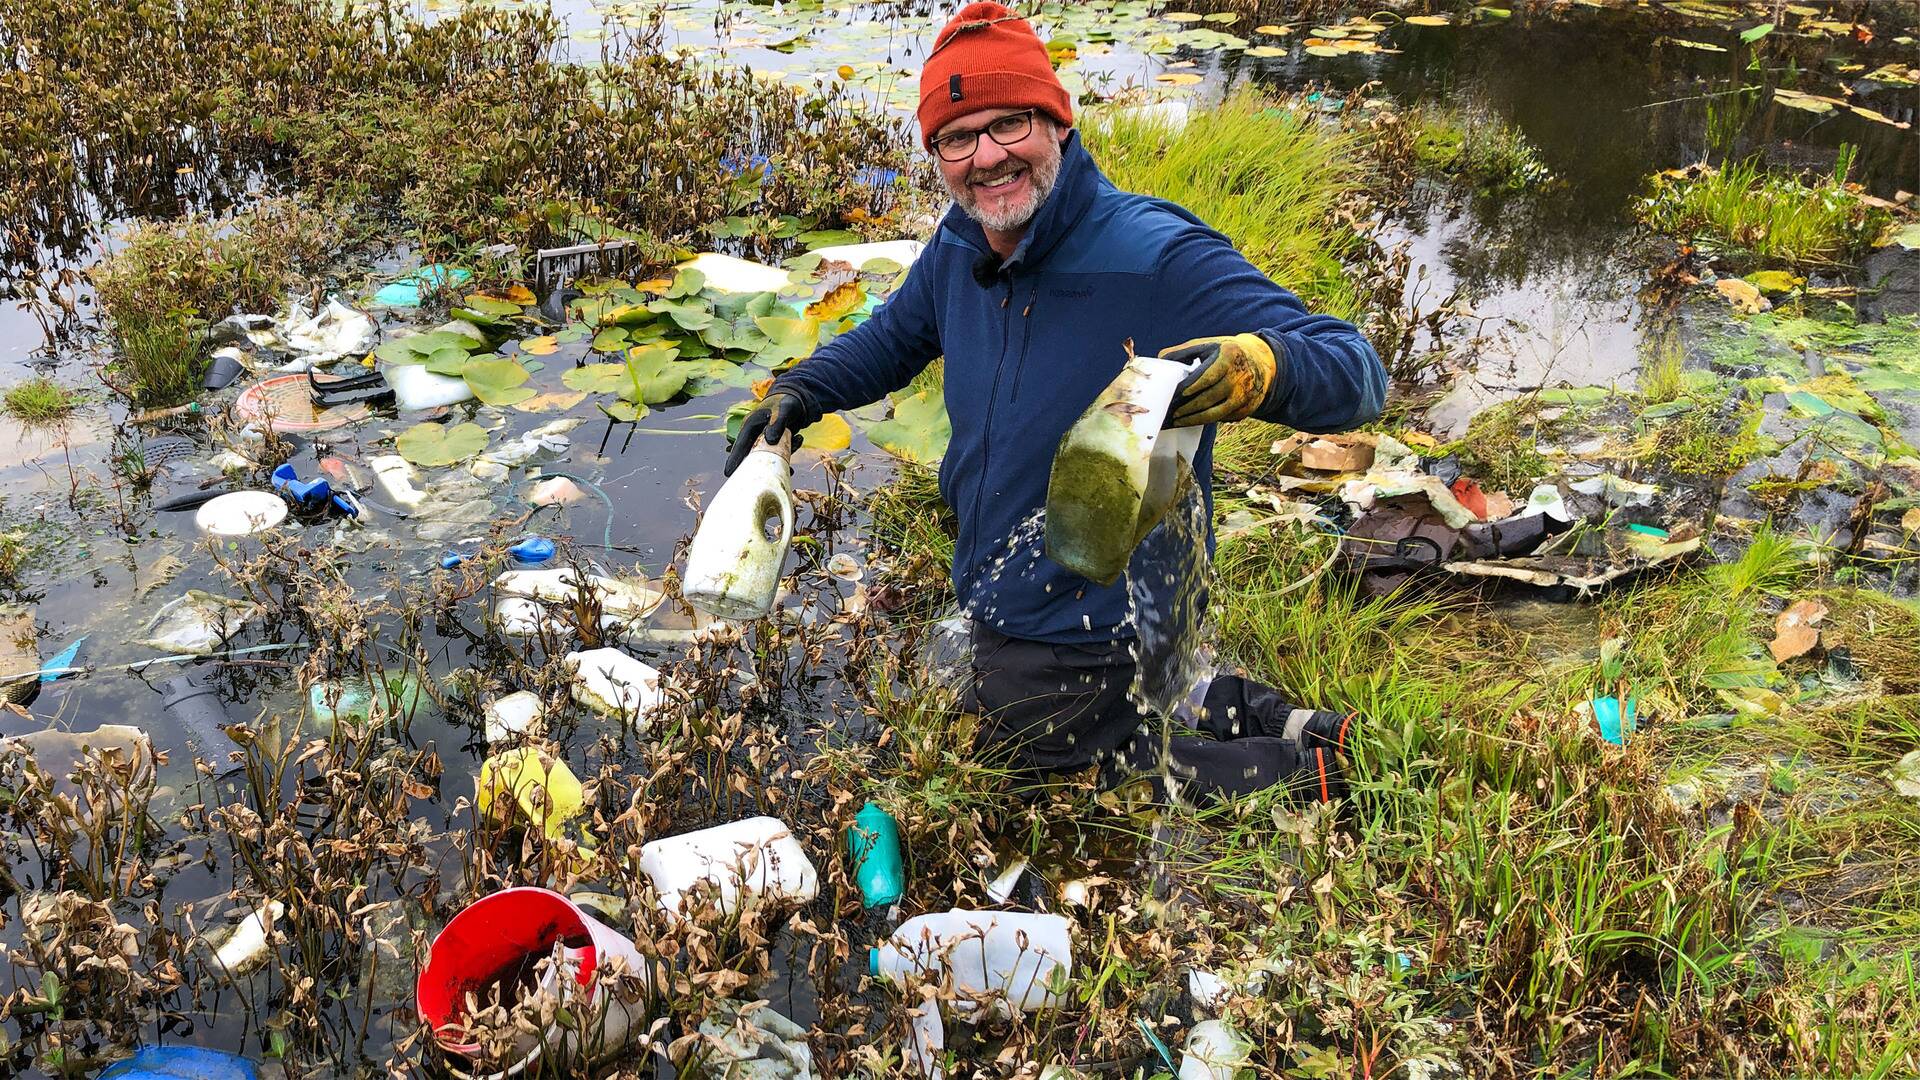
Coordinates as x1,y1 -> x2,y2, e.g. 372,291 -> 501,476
962,624 -> 1347,803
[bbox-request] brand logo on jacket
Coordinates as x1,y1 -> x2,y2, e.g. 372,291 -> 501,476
1048,286 -> 1094,300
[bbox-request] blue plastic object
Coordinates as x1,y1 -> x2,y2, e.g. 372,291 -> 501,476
1592,696 -> 1637,745
846,801 -> 905,909
439,552 -> 469,570
270,464 -> 361,518
507,536 -> 556,566
373,264 -> 473,308
40,634 -> 86,682
100,1046 -> 258,1080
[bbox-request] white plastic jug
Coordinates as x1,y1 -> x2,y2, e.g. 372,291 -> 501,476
872,910 -> 1073,1079
638,816 -> 819,918
682,441 -> 795,620
1044,355 -> 1202,585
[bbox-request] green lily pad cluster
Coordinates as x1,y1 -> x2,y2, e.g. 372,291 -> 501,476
376,292 -> 548,407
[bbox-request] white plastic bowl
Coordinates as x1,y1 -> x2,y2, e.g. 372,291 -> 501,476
195,490 -> 288,537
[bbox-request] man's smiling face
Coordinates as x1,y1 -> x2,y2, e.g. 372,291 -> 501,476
933,106 -> 1065,235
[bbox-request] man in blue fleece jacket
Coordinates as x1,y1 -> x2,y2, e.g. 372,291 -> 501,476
726,2 -> 1387,802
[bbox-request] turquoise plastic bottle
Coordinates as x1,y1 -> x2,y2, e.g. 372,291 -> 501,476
847,801 -> 905,909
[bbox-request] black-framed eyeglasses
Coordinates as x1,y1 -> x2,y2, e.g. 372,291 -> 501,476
930,110 -> 1039,163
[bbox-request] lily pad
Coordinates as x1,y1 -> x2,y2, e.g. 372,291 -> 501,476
463,295 -> 523,317
665,267 -> 706,300
798,412 -> 853,452
593,328 -> 632,352
754,316 -> 819,362
520,335 -> 559,356
624,345 -> 689,404
464,357 -> 535,407
679,359 -> 757,396
862,388 -> 951,464
1745,270 -> 1804,295
425,345 -> 475,377
396,422 -> 489,467
603,400 -> 648,423
375,331 -> 479,365
563,363 -> 630,394
647,298 -> 715,332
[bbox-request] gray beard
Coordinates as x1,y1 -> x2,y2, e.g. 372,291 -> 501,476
948,142 -> 1063,233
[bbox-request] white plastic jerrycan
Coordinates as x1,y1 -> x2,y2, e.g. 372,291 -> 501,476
1045,355 -> 1202,585
683,438 -> 795,620
637,815 -> 819,918
872,910 -> 1074,1079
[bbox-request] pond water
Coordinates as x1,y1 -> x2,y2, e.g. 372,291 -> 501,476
0,0 -> 1915,1075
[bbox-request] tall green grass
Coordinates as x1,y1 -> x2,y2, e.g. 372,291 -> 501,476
1083,92 -> 1369,324
1636,146 -> 1891,267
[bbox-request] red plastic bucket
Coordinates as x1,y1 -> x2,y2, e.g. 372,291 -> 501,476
416,888 -> 647,1077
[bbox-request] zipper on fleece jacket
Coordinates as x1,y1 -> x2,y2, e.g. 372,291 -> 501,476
1008,284 -> 1039,403
968,276 -> 1019,568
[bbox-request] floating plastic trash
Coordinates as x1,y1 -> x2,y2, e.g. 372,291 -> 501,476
373,264 -> 473,308
385,363 -> 475,410
806,239 -> 926,269
209,899 -> 283,976
477,747 -> 585,840
39,634 -> 86,682
1587,695 -> 1637,745
194,491 -> 287,538
271,463 -> 359,516
159,672 -> 232,748
1179,1020 -> 1253,1080
416,887 -> 649,1080
565,647 -> 664,723
368,455 -> 428,512
507,535 -> 556,567
231,373 -> 372,432
100,1046 -> 258,1080
690,999 -> 817,1079
1044,354 -> 1202,585
203,348 -> 247,390
476,418 -> 584,471
308,672 -> 428,726
676,253 -> 792,295
638,816 -> 819,918
280,299 -> 376,367
527,476 -> 586,506
846,801 -> 904,909
483,690 -> 544,744
497,569 -> 666,629
872,910 -> 1073,1080
136,592 -> 258,655
683,439 -> 794,620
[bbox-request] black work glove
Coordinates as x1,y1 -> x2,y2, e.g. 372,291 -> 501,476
724,390 -> 814,476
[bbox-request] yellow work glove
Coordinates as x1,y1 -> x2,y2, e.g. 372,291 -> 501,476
1162,333 -> 1280,428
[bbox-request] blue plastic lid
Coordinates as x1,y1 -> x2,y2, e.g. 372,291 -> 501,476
508,536 -> 556,565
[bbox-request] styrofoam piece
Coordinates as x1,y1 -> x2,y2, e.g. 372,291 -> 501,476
676,253 -> 792,294
195,491 -> 287,537
385,363 -> 475,410
564,648 -> 664,724
638,816 -> 819,917
805,239 -> 925,269
483,691 -> 544,744
211,899 -> 284,975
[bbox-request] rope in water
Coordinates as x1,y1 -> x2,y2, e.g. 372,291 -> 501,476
530,469 -> 617,551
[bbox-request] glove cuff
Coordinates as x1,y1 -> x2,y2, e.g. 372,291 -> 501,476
1248,331 -> 1291,420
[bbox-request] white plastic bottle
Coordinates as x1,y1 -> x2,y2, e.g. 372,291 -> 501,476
637,816 -> 819,918
682,441 -> 795,620
872,910 -> 1074,1079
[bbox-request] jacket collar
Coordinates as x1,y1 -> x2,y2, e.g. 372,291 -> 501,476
942,129 -> 1102,278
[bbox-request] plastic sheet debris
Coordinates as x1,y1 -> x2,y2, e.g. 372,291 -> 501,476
100,1047 -> 258,1080
136,592 -> 259,654
483,690 -> 544,744
209,899 -> 284,975
474,418 -> 585,473
373,264 -> 473,308
416,887 -> 649,1080
638,816 -> 819,917
279,298 -> 376,369
565,647 -> 665,723
203,347 -> 247,389
477,747 -> 585,840
1179,1020 -> 1253,1080
1568,472 -> 1660,508
1582,695 -> 1637,745
497,568 -> 667,633
3,724 -> 155,814
1186,963 -> 1271,1017
1890,750 -> 1920,799
984,859 -> 1028,904
687,999 -> 817,1079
